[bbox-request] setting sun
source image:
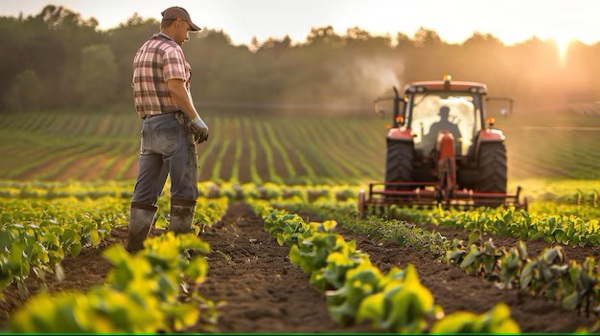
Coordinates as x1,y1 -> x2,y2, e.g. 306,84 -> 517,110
554,37 -> 574,65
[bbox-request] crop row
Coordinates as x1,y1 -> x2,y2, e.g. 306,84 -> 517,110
0,194 -> 228,297
419,204 -> 600,247
9,232 -> 216,332
254,202 -> 519,332
280,201 -> 599,331
0,197 -> 125,297
447,231 -> 600,317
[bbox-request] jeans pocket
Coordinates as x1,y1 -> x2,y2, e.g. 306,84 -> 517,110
156,123 -> 181,155
140,129 -> 149,153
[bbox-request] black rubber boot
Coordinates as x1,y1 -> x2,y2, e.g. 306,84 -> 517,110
126,202 -> 158,252
169,198 -> 196,234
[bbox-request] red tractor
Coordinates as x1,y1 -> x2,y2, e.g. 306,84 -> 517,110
358,75 -> 527,218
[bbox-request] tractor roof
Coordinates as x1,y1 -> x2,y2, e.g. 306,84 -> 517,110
404,79 -> 487,94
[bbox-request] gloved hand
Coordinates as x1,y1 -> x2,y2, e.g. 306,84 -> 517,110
190,115 -> 209,143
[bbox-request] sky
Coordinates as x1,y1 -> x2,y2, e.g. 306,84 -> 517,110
1,0 -> 599,47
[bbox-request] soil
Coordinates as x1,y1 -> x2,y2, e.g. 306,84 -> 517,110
0,201 -> 598,333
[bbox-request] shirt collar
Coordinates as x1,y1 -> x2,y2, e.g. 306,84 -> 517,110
154,32 -> 173,41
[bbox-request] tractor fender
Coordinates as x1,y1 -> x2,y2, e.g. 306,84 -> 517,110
479,128 -> 505,141
387,127 -> 413,141
472,128 -> 505,163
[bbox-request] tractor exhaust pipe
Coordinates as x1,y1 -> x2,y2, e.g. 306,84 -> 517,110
392,86 -> 400,128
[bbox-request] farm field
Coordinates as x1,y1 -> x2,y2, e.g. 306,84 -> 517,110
1,107 -> 600,332
2,107 -> 600,183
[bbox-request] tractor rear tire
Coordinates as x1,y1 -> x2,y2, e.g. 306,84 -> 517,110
474,142 -> 507,207
385,140 -> 413,191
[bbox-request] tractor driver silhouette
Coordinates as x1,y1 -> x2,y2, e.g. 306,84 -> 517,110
426,105 -> 462,152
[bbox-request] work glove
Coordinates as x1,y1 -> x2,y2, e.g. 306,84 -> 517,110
190,115 -> 209,143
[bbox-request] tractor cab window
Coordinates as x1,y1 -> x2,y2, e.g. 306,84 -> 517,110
409,93 -> 479,156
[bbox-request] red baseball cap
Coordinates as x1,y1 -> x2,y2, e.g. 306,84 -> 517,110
161,6 -> 201,31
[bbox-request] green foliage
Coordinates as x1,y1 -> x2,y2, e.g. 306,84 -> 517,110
291,202 -> 450,259
257,203 -> 519,333
446,230 -> 600,315
3,179 -> 600,331
428,203 -> 600,247
0,181 -> 228,332
431,303 -> 520,333
326,260 -> 382,323
77,44 -> 118,108
0,197 -> 121,296
273,186 -> 600,321
6,69 -> 45,110
356,264 -> 440,332
562,257 -> 600,312
0,186 -> 227,303
263,211 -> 306,246
9,233 -> 214,333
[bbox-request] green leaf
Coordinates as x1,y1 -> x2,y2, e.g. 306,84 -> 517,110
431,311 -> 476,332
446,249 -> 466,264
516,241 -> 528,261
40,232 -> 60,247
460,245 -> 481,269
553,228 -> 565,243
520,260 -> 536,288
562,290 -> 581,310
185,257 -> 208,283
467,229 -> 481,246
356,292 -> 385,324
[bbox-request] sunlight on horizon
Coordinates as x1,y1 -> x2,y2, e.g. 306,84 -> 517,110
555,38 -> 574,66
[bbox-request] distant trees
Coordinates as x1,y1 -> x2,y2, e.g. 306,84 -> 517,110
77,44 -> 118,108
1,5 -> 103,111
1,5 -> 600,114
6,69 -> 45,110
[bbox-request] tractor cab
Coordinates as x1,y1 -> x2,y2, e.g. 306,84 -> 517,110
406,86 -> 483,162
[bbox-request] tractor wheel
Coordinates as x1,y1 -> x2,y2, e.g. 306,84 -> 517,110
474,142 -> 507,207
384,140 -> 413,191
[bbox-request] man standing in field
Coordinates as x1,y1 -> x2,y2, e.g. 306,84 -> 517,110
127,6 -> 209,252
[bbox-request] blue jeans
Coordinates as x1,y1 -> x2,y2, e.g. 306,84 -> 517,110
131,112 -> 198,206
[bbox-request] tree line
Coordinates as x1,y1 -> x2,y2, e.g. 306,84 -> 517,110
2,5 -> 599,115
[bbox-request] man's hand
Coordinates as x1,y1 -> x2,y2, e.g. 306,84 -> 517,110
190,116 -> 209,143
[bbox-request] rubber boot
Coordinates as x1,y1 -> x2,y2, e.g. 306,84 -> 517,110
169,198 -> 196,234
126,202 -> 158,252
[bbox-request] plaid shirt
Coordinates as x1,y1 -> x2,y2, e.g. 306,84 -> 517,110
132,32 -> 191,118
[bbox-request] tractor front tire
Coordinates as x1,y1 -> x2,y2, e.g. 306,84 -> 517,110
474,142 -> 507,207
385,140 -> 413,191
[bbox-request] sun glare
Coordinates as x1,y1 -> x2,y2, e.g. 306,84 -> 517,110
554,36 -> 573,65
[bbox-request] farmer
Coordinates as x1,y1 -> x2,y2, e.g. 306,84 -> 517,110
127,6 -> 209,252
428,105 -> 462,141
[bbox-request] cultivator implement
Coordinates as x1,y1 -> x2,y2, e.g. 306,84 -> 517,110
357,182 -> 528,219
